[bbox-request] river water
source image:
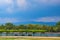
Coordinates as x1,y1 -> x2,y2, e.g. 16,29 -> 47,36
0,32 -> 60,37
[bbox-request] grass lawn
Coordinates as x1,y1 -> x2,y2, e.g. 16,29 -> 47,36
0,37 -> 60,40
0,29 -> 47,32
0,38 -> 60,40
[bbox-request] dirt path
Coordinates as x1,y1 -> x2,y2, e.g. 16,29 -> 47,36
0,36 -> 60,38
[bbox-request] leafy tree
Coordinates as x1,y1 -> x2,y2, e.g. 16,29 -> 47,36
56,21 -> 60,32
0,24 -> 5,29
18,25 -> 25,29
34,24 -> 43,30
56,21 -> 60,25
26,24 -> 35,29
5,23 -> 14,30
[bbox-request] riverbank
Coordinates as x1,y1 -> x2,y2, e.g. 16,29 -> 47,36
45,32 -> 60,34
0,32 -> 60,36
0,36 -> 60,40
0,36 -> 60,38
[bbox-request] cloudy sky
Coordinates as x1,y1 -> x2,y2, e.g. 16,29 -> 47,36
0,0 -> 60,24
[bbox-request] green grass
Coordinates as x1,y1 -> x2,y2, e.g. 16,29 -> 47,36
0,36 -> 60,40
0,29 -> 47,32
0,38 -> 60,40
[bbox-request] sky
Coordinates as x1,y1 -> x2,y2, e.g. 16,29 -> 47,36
0,0 -> 60,24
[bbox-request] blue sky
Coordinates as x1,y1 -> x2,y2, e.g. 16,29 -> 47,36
0,0 -> 60,24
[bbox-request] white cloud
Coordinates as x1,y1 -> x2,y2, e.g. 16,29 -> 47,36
0,0 -> 13,5
0,17 -> 60,23
34,0 -> 48,3
17,0 -> 27,8
16,0 -> 60,10
0,0 -> 14,13
4,0 -> 12,4
16,0 -> 32,11
50,0 -> 60,3
6,7 -> 13,13
0,18 -> 19,23
34,0 -> 60,4
33,17 -> 60,22
0,17 -> 29,23
0,0 -> 60,13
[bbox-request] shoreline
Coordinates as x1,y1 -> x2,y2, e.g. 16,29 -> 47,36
45,32 -> 60,34
0,36 -> 60,38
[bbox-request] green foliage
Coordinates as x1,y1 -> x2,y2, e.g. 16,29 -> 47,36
0,22 -> 60,32
56,21 -> 60,25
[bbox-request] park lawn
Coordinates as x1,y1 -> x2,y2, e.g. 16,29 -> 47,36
0,37 -> 60,40
0,29 -> 47,32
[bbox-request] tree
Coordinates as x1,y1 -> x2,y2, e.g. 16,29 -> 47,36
0,24 -> 5,29
5,23 -> 15,30
18,25 -> 25,29
26,24 -> 35,29
41,25 -> 48,30
56,21 -> 60,25
56,21 -> 60,32
34,24 -> 42,30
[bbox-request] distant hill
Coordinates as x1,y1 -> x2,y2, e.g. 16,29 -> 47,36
13,22 -> 56,25
0,22 -> 56,25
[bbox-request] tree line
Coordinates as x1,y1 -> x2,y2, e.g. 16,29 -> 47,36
0,21 -> 60,32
